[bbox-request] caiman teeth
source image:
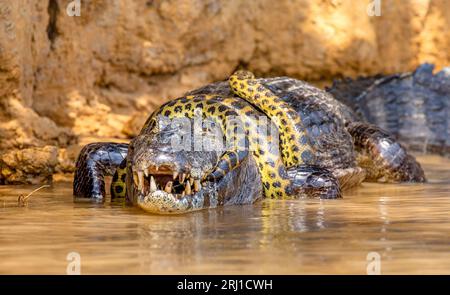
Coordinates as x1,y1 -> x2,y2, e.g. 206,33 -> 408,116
138,171 -> 144,191
150,176 -> 157,192
138,168 -> 204,197
185,180 -> 191,195
133,171 -> 139,187
194,179 -> 200,192
180,173 -> 186,183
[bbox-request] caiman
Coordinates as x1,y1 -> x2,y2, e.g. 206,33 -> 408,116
73,70 -> 426,214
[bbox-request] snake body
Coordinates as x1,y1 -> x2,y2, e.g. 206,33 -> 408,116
229,70 -> 315,167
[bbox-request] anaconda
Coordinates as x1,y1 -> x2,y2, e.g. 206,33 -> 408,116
73,71 -> 426,214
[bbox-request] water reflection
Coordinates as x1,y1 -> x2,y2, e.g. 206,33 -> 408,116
376,196 -> 392,266
0,155 -> 449,274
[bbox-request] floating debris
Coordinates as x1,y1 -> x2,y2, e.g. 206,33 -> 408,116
18,185 -> 50,207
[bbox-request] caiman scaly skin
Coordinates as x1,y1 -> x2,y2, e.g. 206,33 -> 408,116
327,63 -> 450,156
74,70 -> 427,214
73,143 -> 128,202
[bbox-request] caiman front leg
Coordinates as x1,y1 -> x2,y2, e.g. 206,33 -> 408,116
282,165 -> 342,199
73,143 -> 129,202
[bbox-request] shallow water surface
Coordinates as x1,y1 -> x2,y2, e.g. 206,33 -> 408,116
0,155 -> 449,274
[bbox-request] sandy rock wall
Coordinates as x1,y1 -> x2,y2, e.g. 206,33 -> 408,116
0,0 -> 449,184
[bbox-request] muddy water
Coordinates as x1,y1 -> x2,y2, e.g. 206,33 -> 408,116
0,155 -> 449,274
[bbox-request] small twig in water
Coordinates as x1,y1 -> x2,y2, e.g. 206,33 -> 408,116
18,185 -> 50,207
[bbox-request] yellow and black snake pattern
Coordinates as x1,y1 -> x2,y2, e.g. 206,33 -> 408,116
111,159 -> 127,198
154,95 -> 290,198
229,70 -> 315,168
133,93 -> 312,199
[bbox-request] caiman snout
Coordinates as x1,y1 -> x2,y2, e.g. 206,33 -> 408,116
128,129 -> 220,214
132,162 -> 215,214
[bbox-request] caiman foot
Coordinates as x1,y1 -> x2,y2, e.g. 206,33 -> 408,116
284,165 -> 342,199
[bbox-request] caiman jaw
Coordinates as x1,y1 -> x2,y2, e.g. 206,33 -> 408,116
131,164 -> 206,214
132,165 -> 202,198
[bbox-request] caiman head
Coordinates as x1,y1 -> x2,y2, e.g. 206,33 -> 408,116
126,117 -> 262,214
